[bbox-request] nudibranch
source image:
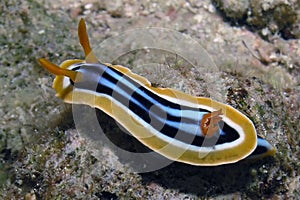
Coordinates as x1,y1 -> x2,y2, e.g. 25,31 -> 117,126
38,19 -> 276,166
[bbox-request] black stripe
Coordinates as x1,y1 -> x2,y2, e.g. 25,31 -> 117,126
71,63 -> 240,147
